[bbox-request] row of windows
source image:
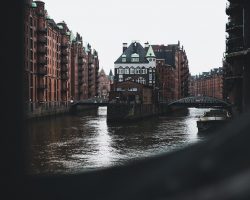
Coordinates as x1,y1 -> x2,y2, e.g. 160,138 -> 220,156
118,77 -> 147,84
121,58 -> 156,63
122,58 -> 140,62
118,77 -> 156,85
117,68 -> 155,75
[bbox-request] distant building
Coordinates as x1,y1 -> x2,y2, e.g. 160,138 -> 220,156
111,41 -> 157,104
152,42 -> 189,102
108,69 -> 114,84
111,41 -> 189,104
86,44 -> 99,98
70,32 -> 89,100
189,67 -> 223,99
114,41 -> 156,87
98,69 -> 110,99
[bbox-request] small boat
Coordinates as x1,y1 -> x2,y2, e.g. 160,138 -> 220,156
197,109 -> 231,133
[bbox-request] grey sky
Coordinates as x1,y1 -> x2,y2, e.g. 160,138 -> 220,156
42,0 -> 228,75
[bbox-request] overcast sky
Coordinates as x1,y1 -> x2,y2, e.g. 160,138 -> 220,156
42,0 -> 228,75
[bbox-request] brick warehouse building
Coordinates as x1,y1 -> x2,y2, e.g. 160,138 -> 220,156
152,42 -> 189,102
189,67 -> 223,99
24,1 -> 99,118
224,0 -> 250,113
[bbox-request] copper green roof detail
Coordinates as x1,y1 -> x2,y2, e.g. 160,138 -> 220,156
146,45 -> 156,57
57,25 -> 63,30
31,2 -> 37,8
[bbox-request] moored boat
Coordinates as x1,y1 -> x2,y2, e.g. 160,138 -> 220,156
197,109 -> 231,133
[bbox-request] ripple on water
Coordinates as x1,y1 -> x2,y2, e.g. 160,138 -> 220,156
28,107 -> 206,174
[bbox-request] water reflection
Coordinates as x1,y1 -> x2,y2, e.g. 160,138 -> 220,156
27,107 -> 209,175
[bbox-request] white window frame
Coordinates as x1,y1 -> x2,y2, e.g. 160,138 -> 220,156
125,68 -> 129,74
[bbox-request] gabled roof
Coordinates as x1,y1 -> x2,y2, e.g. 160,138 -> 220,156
114,41 -> 149,64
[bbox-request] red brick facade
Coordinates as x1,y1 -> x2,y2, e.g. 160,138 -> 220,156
24,1 -> 99,116
189,68 -> 223,99
153,42 -> 189,102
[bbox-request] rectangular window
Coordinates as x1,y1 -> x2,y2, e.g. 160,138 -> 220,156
122,58 -> 126,62
30,50 -> 33,60
135,68 -> 140,74
130,68 -> 134,74
149,73 -> 152,80
132,58 -> 139,62
125,69 -> 129,74
128,88 -> 138,91
119,68 -> 124,74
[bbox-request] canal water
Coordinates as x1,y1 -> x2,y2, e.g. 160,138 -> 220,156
26,107 -> 209,175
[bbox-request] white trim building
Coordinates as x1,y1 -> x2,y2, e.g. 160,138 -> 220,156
114,41 -> 157,87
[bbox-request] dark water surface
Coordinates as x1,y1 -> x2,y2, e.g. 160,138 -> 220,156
27,107 -> 209,175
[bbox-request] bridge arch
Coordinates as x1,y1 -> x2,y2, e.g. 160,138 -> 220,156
168,96 -> 231,108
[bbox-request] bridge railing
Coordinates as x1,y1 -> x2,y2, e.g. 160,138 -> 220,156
167,96 -> 232,107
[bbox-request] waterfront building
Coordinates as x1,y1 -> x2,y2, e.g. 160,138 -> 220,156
189,67 -> 223,99
57,21 -> 72,105
71,33 -> 88,100
109,81 -> 154,104
114,41 -> 157,87
224,0 -> 250,113
152,42 -> 189,102
98,68 -> 110,99
86,44 -> 99,98
24,1 -> 68,113
111,41 -> 157,104
24,1 -> 100,118
24,0 -> 39,112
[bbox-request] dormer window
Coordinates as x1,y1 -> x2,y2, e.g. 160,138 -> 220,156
131,57 -> 139,62
131,53 -> 139,62
122,54 -> 126,62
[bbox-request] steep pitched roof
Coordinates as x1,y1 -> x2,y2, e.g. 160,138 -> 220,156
114,41 -> 149,64
146,45 -> 156,57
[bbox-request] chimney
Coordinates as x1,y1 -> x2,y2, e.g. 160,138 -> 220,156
144,42 -> 149,48
123,43 -> 127,53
